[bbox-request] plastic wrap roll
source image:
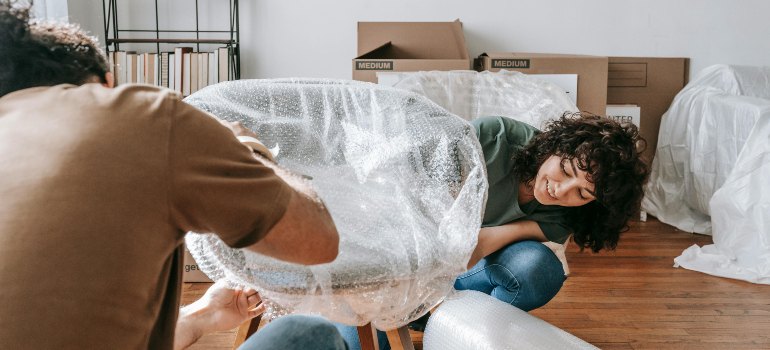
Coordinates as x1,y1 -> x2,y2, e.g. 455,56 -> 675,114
392,70 -> 578,129
183,79 -> 488,330
423,291 -> 598,350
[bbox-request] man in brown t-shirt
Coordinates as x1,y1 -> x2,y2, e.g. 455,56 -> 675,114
0,3 -> 346,349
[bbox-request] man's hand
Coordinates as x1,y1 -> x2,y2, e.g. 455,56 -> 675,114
174,280 -> 264,350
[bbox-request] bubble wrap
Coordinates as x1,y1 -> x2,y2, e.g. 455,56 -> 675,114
423,291 -> 598,350
392,70 -> 578,128
182,79 -> 487,330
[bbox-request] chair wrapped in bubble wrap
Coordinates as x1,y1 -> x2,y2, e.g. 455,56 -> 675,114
183,78 -> 487,330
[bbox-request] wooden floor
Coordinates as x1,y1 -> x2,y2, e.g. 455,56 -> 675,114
182,217 -> 770,349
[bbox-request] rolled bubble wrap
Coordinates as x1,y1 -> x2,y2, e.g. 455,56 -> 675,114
392,70 -> 578,128
183,79 -> 488,330
424,291 -> 598,350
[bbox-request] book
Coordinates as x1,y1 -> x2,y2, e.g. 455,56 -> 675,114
137,54 -> 144,84
116,51 -> 126,86
147,53 -> 158,86
168,54 -> 175,91
174,47 -> 193,94
212,51 -> 218,83
208,52 -> 215,86
155,53 -> 160,86
190,52 -> 198,94
126,53 -> 134,84
218,47 -> 229,82
183,52 -> 191,96
160,52 -> 170,88
200,52 -> 208,89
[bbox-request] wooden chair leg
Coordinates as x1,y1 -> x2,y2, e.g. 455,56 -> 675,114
356,323 -> 380,350
233,314 -> 263,350
386,325 -> 415,350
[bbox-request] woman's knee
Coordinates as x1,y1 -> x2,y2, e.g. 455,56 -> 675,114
486,241 -> 566,311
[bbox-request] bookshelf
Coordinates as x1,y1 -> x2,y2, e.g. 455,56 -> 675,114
102,0 -> 241,87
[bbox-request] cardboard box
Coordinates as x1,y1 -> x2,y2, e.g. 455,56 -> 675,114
607,57 -> 689,163
476,52 -> 609,116
183,245 -> 212,283
353,20 -> 471,84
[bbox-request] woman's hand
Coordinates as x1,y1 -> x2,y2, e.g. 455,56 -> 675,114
174,280 -> 264,350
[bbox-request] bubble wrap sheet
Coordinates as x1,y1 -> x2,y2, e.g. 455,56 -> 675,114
183,79 -> 487,330
423,291 -> 598,350
392,70 -> 578,128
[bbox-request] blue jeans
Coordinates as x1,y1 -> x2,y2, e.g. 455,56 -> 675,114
239,315 -> 349,350
455,240 -> 566,311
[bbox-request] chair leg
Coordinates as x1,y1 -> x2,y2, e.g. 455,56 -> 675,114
233,314 -> 263,350
356,323 -> 380,350
386,325 -> 415,350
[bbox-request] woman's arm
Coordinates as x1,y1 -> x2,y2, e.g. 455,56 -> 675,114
467,220 -> 548,269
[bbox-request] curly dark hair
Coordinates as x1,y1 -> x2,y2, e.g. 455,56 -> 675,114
0,0 -> 109,98
512,112 -> 650,253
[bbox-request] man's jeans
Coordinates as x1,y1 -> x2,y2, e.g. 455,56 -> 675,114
239,315 -> 349,350
336,240 -> 567,350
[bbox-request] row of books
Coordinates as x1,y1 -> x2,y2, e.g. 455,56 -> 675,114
108,47 -> 231,96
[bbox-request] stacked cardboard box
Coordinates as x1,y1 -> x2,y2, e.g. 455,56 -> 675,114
476,52 -> 609,116
353,20 -> 471,84
607,57 -> 690,163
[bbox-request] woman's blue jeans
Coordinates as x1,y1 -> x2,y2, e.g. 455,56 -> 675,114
336,240 -> 566,350
455,240 -> 566,312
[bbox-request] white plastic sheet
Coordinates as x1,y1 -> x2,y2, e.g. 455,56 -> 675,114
641,64 -> 770,284
423,291 -> 598,350
183,79 -> 488,330
674,104 -> 770,284
642,65 -> 770,234
392,70 -> 578,129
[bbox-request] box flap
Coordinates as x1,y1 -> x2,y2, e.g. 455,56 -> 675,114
357,19 -> 469,60
481,52 -> 604,59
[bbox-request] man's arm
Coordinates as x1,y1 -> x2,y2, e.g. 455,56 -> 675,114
217,120 -> 339,265
243,152 -> 339,265
467,220 -> 547,269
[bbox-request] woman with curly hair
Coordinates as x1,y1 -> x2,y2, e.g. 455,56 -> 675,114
453,113 -> 650,312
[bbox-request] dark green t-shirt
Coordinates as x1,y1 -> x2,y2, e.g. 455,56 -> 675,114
472,116 -> 573,244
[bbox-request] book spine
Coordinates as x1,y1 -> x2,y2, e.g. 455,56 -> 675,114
218,47 -> 229,82
183,53 -> 191,96
169,54 -> 175,91
190,52 -> 198,94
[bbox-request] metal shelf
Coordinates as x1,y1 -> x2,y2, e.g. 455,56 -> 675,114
102,0 -> 240,80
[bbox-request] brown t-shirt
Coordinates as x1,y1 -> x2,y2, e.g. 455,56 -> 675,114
0,84 -> 292,349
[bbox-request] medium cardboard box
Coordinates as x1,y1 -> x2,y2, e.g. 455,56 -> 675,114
353,20 -> 471,84
607,57 -> 689,163
476,52 -> 609,116
183,245 -> 212,283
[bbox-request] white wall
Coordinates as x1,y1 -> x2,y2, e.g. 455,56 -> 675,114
67,0 -> 770,81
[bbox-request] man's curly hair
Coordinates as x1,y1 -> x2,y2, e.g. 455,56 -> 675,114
512,112 -> 650,253
0,0 -> 109,98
